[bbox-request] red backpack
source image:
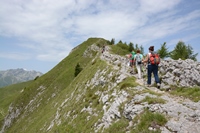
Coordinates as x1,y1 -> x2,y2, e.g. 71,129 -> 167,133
149,52 -> 160,65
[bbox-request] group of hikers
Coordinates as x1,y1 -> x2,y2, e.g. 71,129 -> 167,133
127,46 -> 161,89
102,45 -> 161,89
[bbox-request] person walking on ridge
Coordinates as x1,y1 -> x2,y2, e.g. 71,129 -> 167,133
130,50 -> 136,74
134,50 -> 143,79
142,46 -> 160,88
102,45 -> 105,53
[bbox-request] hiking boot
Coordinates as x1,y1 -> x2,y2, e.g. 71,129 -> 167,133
130,71 -> 134,74
146,84 -> 151,87
157,83 -> 160,89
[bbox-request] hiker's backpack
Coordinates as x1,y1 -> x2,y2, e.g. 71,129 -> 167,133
131,52 -> 135,59
136,54 -> 142,64
149,52 -> 160,65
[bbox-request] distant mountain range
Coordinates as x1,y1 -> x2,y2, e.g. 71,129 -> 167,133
0,68 -> 43,87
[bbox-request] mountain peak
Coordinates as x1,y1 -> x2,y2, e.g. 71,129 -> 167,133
0,68 -> 43,87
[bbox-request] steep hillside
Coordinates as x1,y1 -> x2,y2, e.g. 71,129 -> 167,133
0,80 -> 33,129
1,38 -> 200,133
0,38 -> 109,133
0,68 -> 43,87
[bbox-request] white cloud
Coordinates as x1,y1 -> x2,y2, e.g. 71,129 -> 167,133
139,0 -> 181,13
0,52 -> 31,60
0,0 -> 200,64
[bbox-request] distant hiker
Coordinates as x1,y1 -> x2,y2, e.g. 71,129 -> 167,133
142,46 -> 160,88
102,45 -> 105,53
130,50 -> 136,74
134,50 -> 143,79
125,54 -> 131,66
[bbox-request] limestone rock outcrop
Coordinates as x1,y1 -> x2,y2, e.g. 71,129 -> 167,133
160,59 -> 200,87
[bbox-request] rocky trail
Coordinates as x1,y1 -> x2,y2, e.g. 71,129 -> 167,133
99,46 -> 200,133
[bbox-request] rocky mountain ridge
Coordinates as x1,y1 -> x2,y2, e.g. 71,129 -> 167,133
0,68 -> 43,87
160,58 -> 200,87
97,45 -> 200,132
0,39 -> 200,133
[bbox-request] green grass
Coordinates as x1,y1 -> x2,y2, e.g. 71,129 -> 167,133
119,77 -> 138,90
141,89 -> 162,96
131,110 -> 167,133
141,96 -> 166,104
49,56 -> 108,133
110,44 -> 130,56
170,86 -> 200,102
0,80 -> 33,128
103,118 -> 129,133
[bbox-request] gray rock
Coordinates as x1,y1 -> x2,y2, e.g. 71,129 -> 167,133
160,59 -> 200,87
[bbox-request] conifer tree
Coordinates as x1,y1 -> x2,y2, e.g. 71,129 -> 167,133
118,40 -> 123,43
170,41 -> 198,61
140,45 -> 144,55
186,44 -> 198,61
135,44 -> 139,50
128,42 -> 134,52
74,63 -> 82,77
110,38 -> 115,45
157,42 -> 170,59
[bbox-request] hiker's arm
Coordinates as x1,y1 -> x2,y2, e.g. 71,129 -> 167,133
142,55 -> 144,61
142,54 -> 148,63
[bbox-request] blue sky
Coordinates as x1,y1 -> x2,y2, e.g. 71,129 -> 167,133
0,0 -> 200,73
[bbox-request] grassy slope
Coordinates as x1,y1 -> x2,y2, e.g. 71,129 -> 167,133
0,81 -> 33,128
4,38 -> 108,133
51,58 -> 109,133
